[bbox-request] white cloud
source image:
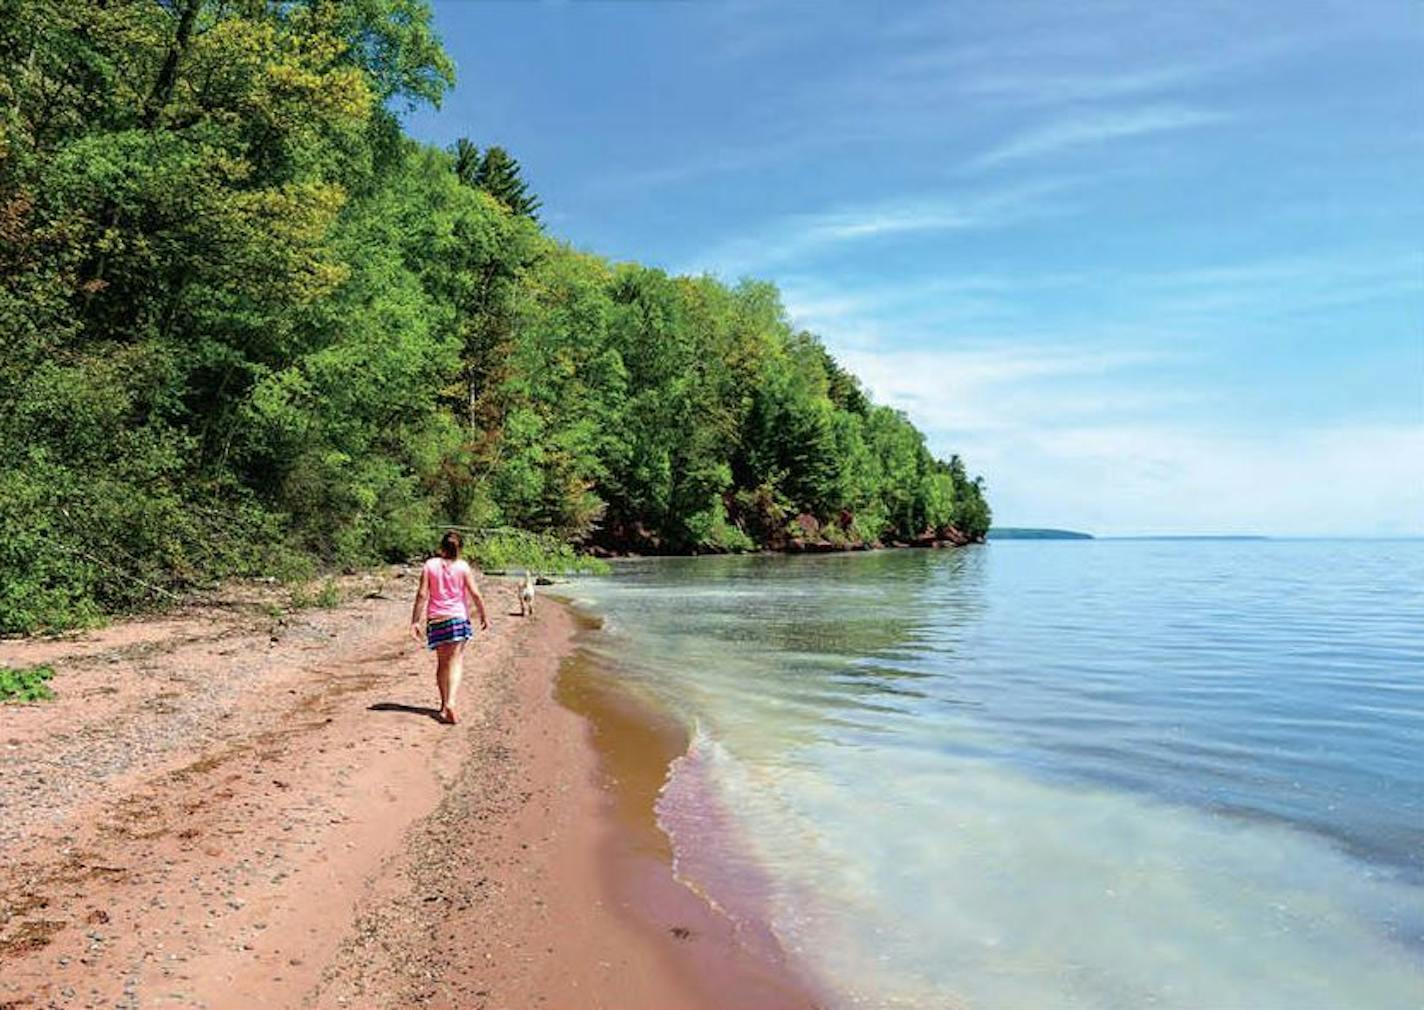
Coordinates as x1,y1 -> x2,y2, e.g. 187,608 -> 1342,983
954,38 -> 1298,107
969,105 -> 1230,169
832,345 -> 1424,536
780,250 -> 1418,356
1123,253 -> 1422,319
780,270 -> 1101,347
961,64 -> 1208,105
835,345 -> 1181,434
684,180 -> 1076,276
979,422 -> 1424,536
1133,252 -> 1419,291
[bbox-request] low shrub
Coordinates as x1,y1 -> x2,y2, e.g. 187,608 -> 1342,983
467,529 -> 609,576
0,664 -> 56,703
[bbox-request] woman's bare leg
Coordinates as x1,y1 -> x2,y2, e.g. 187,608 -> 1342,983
435,646 -> 452,716
445,642 -> 466,722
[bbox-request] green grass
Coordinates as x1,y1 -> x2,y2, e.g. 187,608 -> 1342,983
0,664 -> 56,703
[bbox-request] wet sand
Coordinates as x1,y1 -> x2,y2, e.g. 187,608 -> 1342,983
0,572 -> 816,1008
554,619 -> 817,1009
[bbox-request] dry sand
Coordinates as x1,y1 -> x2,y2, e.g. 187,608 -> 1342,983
0,572 -> 817,1009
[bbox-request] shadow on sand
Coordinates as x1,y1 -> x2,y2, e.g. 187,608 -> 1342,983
368,701 -> 444,723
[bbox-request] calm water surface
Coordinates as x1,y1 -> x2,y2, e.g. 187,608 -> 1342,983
568,541 -> 1424,1009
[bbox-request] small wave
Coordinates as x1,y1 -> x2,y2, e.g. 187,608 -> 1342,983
655,723 -> 805,976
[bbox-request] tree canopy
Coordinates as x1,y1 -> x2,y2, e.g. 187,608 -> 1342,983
0,0 -> 989,633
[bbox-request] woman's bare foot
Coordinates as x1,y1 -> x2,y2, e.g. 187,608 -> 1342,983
440,706 -> 458,725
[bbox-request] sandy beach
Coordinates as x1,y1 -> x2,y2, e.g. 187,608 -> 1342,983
0,572 -> 815,1009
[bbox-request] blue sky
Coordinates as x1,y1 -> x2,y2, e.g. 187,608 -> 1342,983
406,0 -> 1423,535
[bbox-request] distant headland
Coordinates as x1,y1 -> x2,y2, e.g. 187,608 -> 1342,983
1104,535 -> 1269,541
988,528 -> 1094,540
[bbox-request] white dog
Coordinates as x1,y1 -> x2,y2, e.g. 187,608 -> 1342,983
519,571 -> 536,616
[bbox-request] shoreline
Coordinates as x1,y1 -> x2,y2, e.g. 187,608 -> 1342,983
0,572 -> 814,1008
587,537 -> 984,561
554,610 -> 820,1008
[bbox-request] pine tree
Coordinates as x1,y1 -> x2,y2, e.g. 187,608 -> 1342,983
449,139 -> 541,218
452,137 -> 481,188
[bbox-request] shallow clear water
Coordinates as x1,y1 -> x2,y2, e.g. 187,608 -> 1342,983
568,541 -> 1424,1009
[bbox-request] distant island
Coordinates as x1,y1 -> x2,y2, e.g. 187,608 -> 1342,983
1104,535 -> 1269,541
989,528 -> 1094,540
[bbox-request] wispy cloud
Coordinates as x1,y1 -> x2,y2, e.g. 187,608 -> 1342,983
953,36 -> 1298,107
683,179 -> 1077,276
776,250 -> 1418,371
781,270 -> 1097,344
968,105 -> 1231,169
1122,251 -> 1423,321
835,344 -> 1180,434
790,278 -> 1165,363
962,64 -> 1209,105
1133,253 -> 1420,291
580,10 -> 1282,195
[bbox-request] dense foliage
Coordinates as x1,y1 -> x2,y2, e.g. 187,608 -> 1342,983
0,0 -> 989,633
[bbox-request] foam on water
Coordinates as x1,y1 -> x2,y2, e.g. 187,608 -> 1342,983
654,724 -> 784,950
650,722 -> 1424,1008
747,749 -> 1421,1008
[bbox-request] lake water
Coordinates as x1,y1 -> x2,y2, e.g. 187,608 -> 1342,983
566,541 -> 1424,1009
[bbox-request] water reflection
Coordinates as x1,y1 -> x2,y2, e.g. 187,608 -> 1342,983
583,549 -> 990,732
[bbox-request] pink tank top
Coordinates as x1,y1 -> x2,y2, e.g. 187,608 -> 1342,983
424,557 -> 471,620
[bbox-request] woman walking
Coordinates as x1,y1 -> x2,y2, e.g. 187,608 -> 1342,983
410,530 -> 489,724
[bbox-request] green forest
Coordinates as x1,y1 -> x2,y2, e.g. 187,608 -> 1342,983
0,0 -> 989,634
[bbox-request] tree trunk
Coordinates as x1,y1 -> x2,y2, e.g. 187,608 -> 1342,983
143,0 -> 202,129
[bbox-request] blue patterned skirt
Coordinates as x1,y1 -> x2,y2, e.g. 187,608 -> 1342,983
426,616 -> 473,650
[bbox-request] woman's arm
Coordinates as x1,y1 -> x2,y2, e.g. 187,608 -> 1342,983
410,566 -> 429,641
465,566 -> 490,630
